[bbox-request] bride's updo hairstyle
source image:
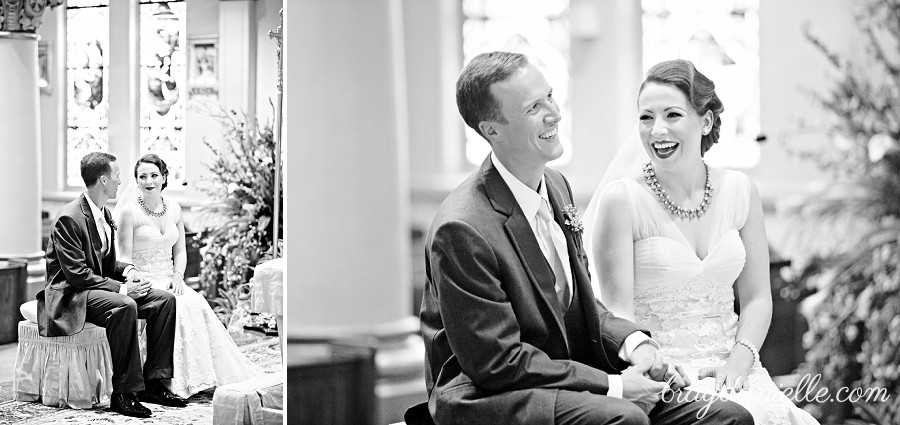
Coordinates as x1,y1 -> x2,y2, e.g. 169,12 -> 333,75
640,59 -> 724,156
135,154 -> 169,191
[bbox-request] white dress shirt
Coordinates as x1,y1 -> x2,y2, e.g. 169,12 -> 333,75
84,193 -> 132,294
491,153 -> 658,398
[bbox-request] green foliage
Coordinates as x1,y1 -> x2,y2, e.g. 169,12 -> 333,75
194,108 -> 283,326
784,1 -> 900,422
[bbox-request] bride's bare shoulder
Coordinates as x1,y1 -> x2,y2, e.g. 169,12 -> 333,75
599,178 -> 634,209
164,197 -> 182,210
115,201 -> 137,224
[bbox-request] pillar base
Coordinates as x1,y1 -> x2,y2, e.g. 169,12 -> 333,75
369,318 -> 427,425
288,316 -> 426,425
0,252 -> 46,300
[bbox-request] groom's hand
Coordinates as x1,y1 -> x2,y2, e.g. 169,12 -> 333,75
631,343 -> 690,390
125,276 -> 151,299
621,363 -> 668,414
125,268 -> 142,282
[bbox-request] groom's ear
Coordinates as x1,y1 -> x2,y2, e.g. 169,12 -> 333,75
479,121 -> 499,142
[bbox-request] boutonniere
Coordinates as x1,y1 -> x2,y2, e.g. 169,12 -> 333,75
107,216 -> 118,232
562,204 -> 583,234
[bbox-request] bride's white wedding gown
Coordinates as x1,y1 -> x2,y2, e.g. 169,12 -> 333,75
612,170 -> 818,425
126,201 -> 261,398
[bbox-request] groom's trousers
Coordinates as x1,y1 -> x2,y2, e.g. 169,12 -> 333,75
85,288 -> 176,393
553,389 -> 754,425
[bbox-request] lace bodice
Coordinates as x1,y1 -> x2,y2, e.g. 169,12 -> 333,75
123,200 -> 181,290
616,170 -> 751,368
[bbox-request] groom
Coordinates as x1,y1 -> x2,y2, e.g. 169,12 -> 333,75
419,52 -> 754,424
37,152 -> 186,418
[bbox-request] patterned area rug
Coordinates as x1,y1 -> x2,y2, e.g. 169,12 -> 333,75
0,335 -> 281,425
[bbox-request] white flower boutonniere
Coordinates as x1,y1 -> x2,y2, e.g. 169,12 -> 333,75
562,204 -> 583,234
107,216 -> 118,232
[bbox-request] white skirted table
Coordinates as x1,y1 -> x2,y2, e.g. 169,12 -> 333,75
211,258 -> 284,424
212,374 -> 284,424
249,257 -> 284,339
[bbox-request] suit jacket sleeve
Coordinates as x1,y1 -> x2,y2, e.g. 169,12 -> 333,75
113,261 -> 131,282
432,219 -> 615,395
53,215 -> 122,292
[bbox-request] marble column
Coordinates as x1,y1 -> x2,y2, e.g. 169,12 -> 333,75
0,0 -> 64,292
285,0 -> 423,422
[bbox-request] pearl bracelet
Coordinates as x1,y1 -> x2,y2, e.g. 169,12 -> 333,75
735,338 -> 760,366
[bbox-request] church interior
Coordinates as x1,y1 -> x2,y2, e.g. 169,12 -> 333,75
0,0 -> 898,424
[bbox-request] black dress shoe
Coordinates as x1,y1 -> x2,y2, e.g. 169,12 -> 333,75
110,392 -> 152,418
138,381 -> 188,407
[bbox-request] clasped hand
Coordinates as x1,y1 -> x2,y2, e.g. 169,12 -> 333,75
621,344 -> 690,414
125,271 -> 151,299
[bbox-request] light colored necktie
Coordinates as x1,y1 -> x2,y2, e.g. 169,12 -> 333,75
536,199 -> 571,310
98,215 -> 109,257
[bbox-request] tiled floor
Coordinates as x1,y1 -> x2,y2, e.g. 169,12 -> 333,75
0,342 -> 18,383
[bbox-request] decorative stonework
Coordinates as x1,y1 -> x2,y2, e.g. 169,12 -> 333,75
0,0 -> 63,33
268,8 -> 283,94
267,8 -> 283,258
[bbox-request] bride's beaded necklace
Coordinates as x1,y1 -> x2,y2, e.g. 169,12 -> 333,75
643,161 -> 712,221
138,195 -> 167,218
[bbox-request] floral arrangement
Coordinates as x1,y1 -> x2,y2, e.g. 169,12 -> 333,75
782,1 -> 900,423
194,107 -> 283,326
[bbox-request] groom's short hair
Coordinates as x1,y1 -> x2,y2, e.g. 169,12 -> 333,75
456,51 -> 528,140
81,152 -> 117,187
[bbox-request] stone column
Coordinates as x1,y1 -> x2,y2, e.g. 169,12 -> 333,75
218,0 -> 257,117
285,0 -> 424,422
0,0 -> 64,293
107,0 -> 141,173
404,0 -> 464,185
568,0 -> 643,193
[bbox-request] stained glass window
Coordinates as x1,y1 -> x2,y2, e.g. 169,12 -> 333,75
642,0 -> 761,168
140,0 -> 187,188
462,0 -> 572,165
66,0 -> 110,187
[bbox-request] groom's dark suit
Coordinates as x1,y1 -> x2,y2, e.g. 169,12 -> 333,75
420,158 -> 752,425
38,193 -> 177,394
421,158 -> 642,424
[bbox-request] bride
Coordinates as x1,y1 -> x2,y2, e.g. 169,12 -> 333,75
584,60 -> 818,424
114,154 -> 261,398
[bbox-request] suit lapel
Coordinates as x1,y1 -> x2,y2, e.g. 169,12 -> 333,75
545,172 -> 608,361
545,172 -> 597,309
80,194 -> 104,274
480,158 -> 569,344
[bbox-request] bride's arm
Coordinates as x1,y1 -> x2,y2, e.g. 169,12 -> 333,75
732,181 -> 773,365
591,181 -> 636,322
701,179 -> 773,391
117,206 -> 136,264
171,201 -> 188,295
